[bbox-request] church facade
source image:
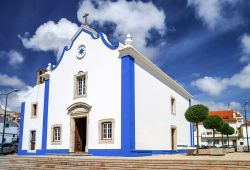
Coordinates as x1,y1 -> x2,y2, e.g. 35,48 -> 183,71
18,24 -> 193,156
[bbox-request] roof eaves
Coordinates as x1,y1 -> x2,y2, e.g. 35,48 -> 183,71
118,45 -> 192,100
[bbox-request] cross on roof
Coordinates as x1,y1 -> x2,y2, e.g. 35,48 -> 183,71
83,13 -> 89,26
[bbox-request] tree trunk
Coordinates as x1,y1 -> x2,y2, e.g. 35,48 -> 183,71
196,122 -> 199,155
227,134 -> 229,147
213,129 -> 215,147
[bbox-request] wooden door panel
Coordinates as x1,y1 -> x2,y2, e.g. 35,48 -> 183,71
75,119 -> 83,152
30,131 -> 36,150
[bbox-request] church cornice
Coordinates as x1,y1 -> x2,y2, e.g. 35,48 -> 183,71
119,44 -> 192,100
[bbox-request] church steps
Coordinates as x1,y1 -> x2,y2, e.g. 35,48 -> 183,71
0,156 -> 250,169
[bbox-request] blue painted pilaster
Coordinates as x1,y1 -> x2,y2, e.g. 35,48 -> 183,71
18,102 -> 25,155
41,79 -> 50,154
189,99 -> 194,146
121,55 -> 135,152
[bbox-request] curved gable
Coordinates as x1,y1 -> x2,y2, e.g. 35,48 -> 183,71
54,25 -> 119,70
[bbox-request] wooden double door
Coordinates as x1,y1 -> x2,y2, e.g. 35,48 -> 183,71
74,117 -> 87,152
30,130 -> 36,150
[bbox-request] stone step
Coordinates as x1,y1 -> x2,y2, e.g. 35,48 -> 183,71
1,162 -> 250,169
1,156 -> 250,170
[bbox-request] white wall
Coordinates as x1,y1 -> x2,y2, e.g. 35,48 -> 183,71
134,60 -> 190,150
46,30 -> 121,150
242,125 -> 250,146
22,84 -> 45,151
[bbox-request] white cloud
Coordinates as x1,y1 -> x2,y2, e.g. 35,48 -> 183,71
192,99 -> 242,111
191,76 -> 226,96
188,0 -> 221,29
0,73 -> 26,89
0,50 -> 24,67
77,0 -> 166,59
192,63 -> 250,96
19,18 -> 79,60
240,34 -> 250,62
187,0 -> 243,30
0,73 -> 33,112
19,1 -> 166,60
0,86 -> 33,112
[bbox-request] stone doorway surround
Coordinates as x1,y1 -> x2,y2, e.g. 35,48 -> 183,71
67,102 -> 92,153
171,125 -> 177,150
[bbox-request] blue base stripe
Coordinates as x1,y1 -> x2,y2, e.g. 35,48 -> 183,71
88,149 -> 187,156
18,149 -> 69,155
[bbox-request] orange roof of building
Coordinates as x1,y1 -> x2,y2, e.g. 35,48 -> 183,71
209,110 -> 242,121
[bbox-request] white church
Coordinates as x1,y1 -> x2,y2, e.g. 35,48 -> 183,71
18,22 -> 193,156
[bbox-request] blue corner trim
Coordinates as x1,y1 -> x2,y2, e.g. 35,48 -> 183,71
54,28 -> 119,70
18,102 -> 25,155
41,79 -> 50,154
189,99 -> 194,146
121,55 -> 135,152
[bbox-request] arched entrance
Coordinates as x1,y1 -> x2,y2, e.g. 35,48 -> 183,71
67,102 -> 91,153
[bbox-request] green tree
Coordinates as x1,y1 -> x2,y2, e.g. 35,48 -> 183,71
226,127 -> 235,147
203,115 -> 223,146
185,104 -> 209,155
217,122 -> 229,148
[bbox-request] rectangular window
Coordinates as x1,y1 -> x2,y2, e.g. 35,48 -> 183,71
171,97 -> 176,115
51,125 -> 62,145
207,139 -> 212,144
74,71 -> 87,99
77,75 -> 86,96
53,127 -> 61,142
31,103 -> 37,117
214,140 -> 220,144
102,122 -> 112,140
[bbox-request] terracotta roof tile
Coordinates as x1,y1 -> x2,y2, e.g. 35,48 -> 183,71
209,110 -> 242,121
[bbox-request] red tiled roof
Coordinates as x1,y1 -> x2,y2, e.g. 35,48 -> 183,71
236,113 -> 242,117
209,110 -> 242,121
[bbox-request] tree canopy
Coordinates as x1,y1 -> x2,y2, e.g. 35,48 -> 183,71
219,122 -> 230,135
228,127 -> 235,135
185,104 -> 209,123
203,115 -> 223,146
203,115 -> 223,130
185,104 -> 209,155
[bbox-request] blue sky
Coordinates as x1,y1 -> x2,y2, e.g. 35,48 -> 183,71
0,0 -> 250,118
